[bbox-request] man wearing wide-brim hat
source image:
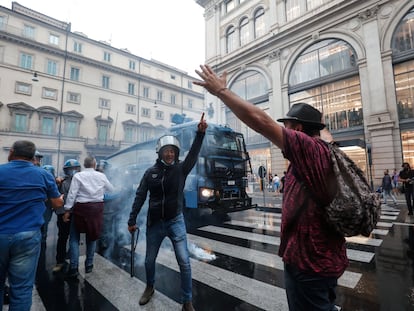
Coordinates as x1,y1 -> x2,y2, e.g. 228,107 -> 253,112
194,64 -> 348,311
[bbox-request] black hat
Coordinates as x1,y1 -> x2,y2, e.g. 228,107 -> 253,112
277,103 -> 326,130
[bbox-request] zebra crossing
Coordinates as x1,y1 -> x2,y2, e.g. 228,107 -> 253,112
20,204 -> 397,311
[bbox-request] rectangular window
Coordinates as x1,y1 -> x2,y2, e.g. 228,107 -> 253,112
67,92 -> 81,104
23,25 -> 34,38
66,120 -> 78,137
47,60 -> 58,75
126,104 -> 136,114
104,51 -> 111,62
20,53 -> 33,69
102,75 -> 110,89
156,110 -> 164,120
15,81 -> 32,95
73,41 -> 82,53
98,124 -> 108,143
188,99 -> 193,108
128,82 -> 135,95
157,90 -> 163,101
42,117 -> 54,135
49,34 -> 59,45
0,16 -> 6,30
124,127 -> 134,142
70,67 -> 80,81
42,87 -> 58,100
99,98 -> 110,109
142,107 -> 150,117
171,94 -> 176,105
143,87 -> 149,98
129,60 -> 136,70
187,81 -> 193,89
286,0 -> 301,21
225,0 -> 235,13
15,113 -> 27,132
171,74 -> 176,80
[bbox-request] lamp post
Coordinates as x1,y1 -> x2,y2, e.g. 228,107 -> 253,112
56,23 -> 70,173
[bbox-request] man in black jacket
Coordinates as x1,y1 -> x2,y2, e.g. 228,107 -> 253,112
128,114 -> 207,311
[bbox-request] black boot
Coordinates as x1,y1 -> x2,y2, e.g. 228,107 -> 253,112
182,301 -> 195,311
139,286 -> 154,305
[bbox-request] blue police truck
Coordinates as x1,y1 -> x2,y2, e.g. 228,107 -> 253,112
104,121 -> 254,214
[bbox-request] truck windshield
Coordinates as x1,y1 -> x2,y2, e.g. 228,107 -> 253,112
206,132 -> 243,152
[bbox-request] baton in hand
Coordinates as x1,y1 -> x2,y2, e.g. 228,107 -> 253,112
130,228 -> 139,277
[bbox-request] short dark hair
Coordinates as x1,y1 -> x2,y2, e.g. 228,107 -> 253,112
12,140 -> 36,159
84,156 -> 96,168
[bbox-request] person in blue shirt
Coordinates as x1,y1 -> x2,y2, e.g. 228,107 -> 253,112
0,140 -> 63,310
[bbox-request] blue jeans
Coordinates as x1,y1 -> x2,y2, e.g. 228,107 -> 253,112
145,213 -> 192,303
284,263 -> 338,311
69,219 -> 96,269
0,230 -> 41,311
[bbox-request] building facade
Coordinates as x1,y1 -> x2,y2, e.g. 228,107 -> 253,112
0,2 -> 206,173
196,0 -> 414,187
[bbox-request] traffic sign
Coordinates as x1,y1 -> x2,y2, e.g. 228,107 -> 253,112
258,166 -> 266,178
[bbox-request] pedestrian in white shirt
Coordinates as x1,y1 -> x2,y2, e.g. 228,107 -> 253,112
63,156 -> 114,278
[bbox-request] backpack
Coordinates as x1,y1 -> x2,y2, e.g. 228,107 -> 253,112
324,142 -> 381,237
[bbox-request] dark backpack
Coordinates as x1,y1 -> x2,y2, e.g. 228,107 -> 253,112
324,143 -> 381,237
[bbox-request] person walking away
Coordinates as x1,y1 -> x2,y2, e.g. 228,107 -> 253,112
195,65 -> 348,310
273,174 -> 280,194
52,159 -> 81,273
381,169 -> 397,206
0,140 -> 63,309
399,162 -> 414,215
63,157 -> 114,278
128,114 -> 207,311
392,169 -> 400,195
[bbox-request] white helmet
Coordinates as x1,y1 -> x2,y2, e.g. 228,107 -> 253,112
156,135 -> 180,156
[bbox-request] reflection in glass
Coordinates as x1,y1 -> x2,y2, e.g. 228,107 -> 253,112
290,76 -> 363,131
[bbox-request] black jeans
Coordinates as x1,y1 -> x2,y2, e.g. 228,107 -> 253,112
404,186 -> 414,214
284,263 -> 338,311
56,214 -> 71,264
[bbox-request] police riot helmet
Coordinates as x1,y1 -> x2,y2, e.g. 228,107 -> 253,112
42,165 -> 55,177
156,135 -> 180,157
63,159 -> 81,176
63,159 -> 81,169
34,150 -> 43,159
96,159 -> 109,172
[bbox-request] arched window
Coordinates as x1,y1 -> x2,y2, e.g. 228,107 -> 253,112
392,7 -> 414,53
288,39 -> 361,133
226,26 -> 236,53
254,7 -> 265,39
289,39 -> 357,86
239,17 -> 249,46
227,70 -> 268,134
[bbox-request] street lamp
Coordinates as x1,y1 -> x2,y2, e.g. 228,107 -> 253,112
32,72 -> 39,82
56,23 -> 70,173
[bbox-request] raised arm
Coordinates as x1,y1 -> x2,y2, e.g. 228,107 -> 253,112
194,65 -> 284,150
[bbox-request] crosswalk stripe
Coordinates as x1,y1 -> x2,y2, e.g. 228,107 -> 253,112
199,224 -> 376,263
246,215 -> 282,224
380,215 -> 398,221
371,229 -> 389,235
78,254 -> 180,311
187,234 -> 362,288
345,236 -> 382,247
128,244 -> 289,311
376,222 -> 393,228
225,219 -> 281,232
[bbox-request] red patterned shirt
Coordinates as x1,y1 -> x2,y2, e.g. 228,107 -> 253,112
278,128 -> 348,277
